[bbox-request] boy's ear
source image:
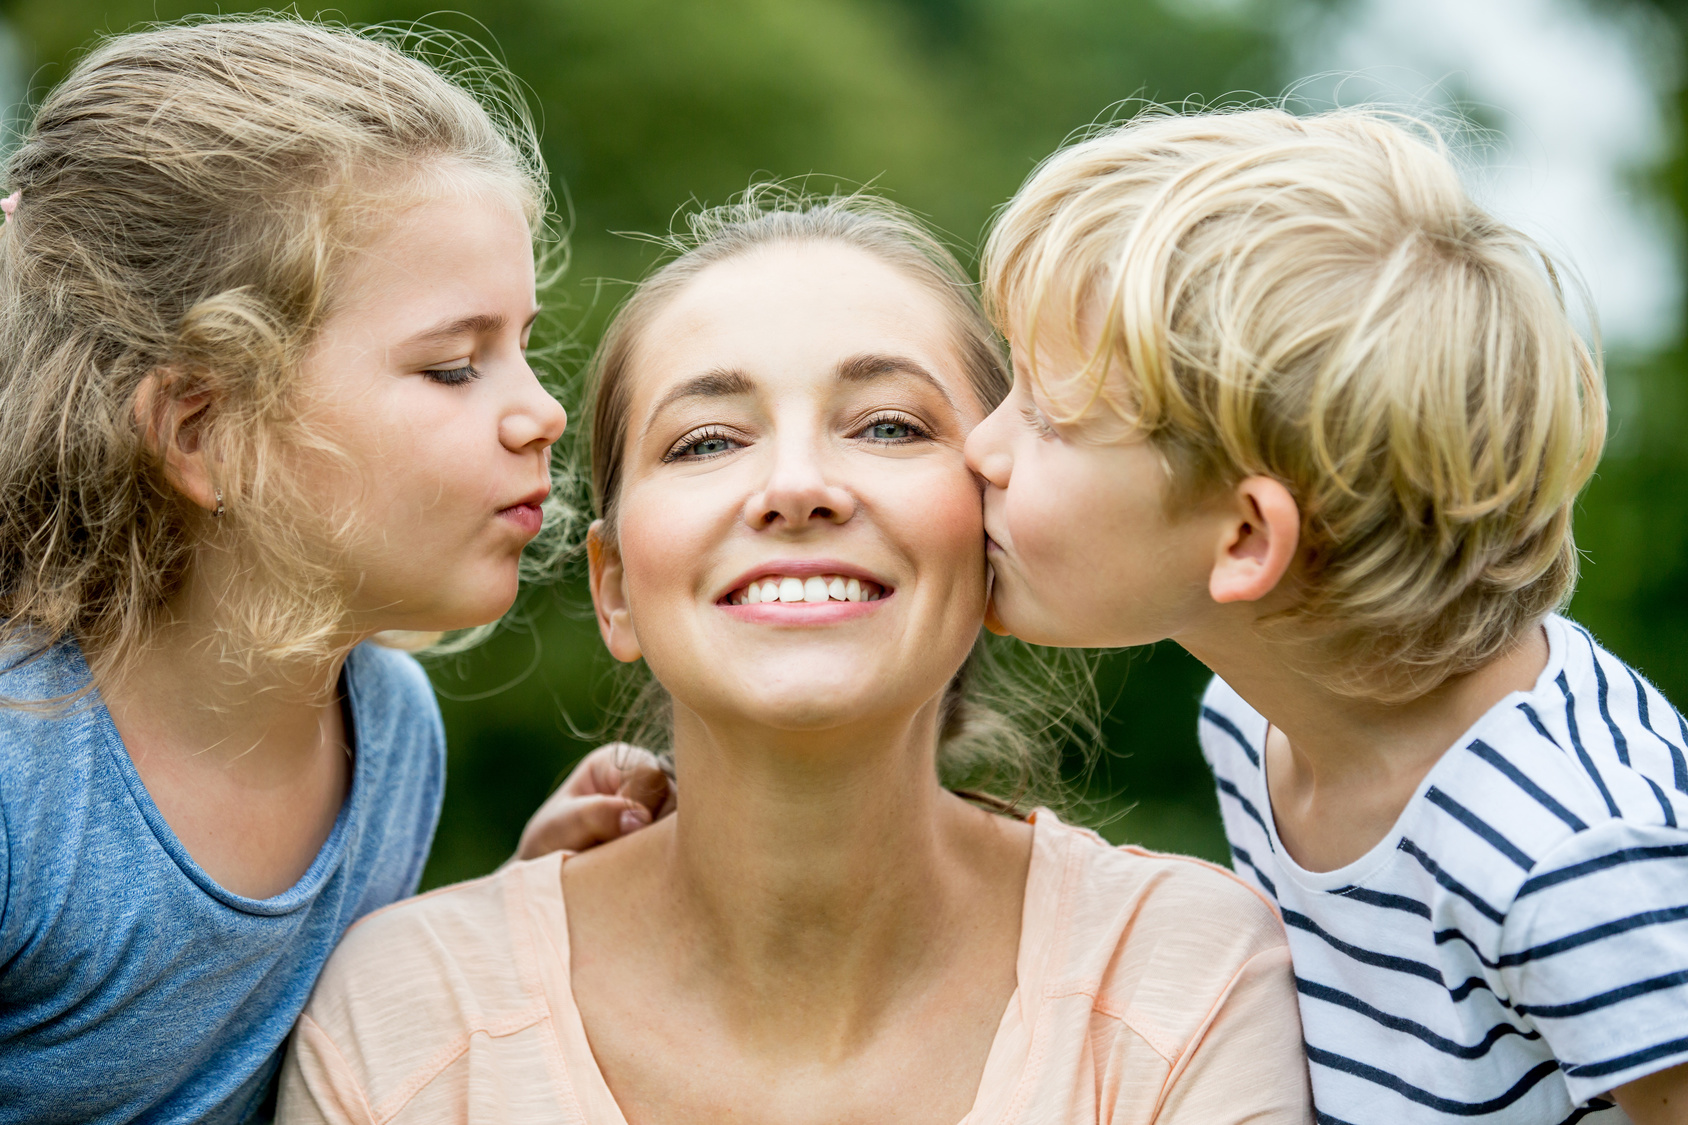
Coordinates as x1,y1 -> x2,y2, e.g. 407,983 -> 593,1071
588,520 -> 642,663
133,369 -> 219,513
1209,476 -> 1300,605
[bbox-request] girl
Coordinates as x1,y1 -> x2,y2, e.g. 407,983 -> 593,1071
278,195 -> 1311,1124
0,17 -> 616,1122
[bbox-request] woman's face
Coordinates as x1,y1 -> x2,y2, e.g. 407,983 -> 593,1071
591,242 -> 989,740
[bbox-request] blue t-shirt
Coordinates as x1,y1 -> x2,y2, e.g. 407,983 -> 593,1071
0,640 -> 445,1124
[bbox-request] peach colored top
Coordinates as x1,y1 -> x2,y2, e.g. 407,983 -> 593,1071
277,813 -> 1311,1124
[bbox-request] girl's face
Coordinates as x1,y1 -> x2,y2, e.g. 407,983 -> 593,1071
292,180 -> 567,634
592,242 -> 988,740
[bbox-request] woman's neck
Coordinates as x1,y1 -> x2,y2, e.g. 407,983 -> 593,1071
669,703 -> 959,990
566,697 -> 1032,1057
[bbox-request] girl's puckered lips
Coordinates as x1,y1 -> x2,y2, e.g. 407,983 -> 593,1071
496,486 -> 549,538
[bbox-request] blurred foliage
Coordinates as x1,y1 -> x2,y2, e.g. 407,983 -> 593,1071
4,0 -> 1684,887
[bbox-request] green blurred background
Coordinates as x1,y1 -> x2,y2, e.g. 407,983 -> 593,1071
4,0 -> 1686,886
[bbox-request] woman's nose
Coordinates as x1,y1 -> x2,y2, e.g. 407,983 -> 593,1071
500,363 -> 569,453
744,443 -> 856,530
964,403 -> 1012,488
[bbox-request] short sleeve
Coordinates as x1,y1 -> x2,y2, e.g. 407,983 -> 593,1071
277,1015 -> 374,1125
1500,820 -> 1688,1102
1152,943 -> 1313,1123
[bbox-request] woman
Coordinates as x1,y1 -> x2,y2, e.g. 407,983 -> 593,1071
278,194 -> 1311,1124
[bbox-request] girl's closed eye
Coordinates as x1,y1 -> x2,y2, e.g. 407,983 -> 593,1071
665,427 -> 744,462
423,361 -> 480,386
855,412 -> 931,444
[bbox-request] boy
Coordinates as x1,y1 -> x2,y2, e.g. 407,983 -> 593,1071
965,107 -> 1688,1123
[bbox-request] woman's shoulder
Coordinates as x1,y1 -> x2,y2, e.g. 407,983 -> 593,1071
301,856 -> 561,1068
1040,813 -> 1281,927
1032,813 -> 1290,1007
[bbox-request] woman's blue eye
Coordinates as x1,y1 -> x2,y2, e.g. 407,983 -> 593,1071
665,430 -> 741,461
860,416 -> 927,443
424,364 -> 479,386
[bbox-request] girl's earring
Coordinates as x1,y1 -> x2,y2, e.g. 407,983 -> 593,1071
213,488 -> 225,519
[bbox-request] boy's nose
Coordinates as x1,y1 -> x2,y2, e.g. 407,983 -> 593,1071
964,406 -> 1012,487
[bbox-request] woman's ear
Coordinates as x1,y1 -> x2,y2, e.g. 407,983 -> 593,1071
1209,476 -> 1300,605
588,519 -> 642,663
132,370 -> 219,513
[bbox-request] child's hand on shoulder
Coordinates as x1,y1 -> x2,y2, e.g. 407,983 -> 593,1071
516,744 -> 674,859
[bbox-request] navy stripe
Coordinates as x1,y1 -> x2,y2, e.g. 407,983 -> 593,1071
1625,666 -> 1688,794
1282,909 -> 1445,984
1433,926 -> 1518,974
1646,775 -> 1679,828
1519,702 -> 1564,749
1427,786 -> 1535,870
1435,905 -> 1688,969
1314,1113 -> 1361,1125
1555,1102 -> 1615,1125
1470,738 -> 1588,832
1498,904 -> 1688,967
1399,838 -> 1506,923
1330,884 -> 1432,919
1214,775 -> 1274,851
1559,671 -> 1622,818
1305,1045 -> 1560,1115
1580,629 -> 1632,766
1565,1034 -> 1688,1079
1229,843 -> 1278,900
1201,705 -> 1260,768
1516,843 -> 1688,898
1296,976 -> 1538,1059
1449,974 -> 1501,1004
1517,967 -> 1688,1019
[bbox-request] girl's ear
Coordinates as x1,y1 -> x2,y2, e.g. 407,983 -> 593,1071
132,370 -> 220,513
1209,476 -> 1300,605
588,519 -> 642,663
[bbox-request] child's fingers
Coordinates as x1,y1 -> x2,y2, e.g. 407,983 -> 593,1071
617,759 -> 675,820
516,793 -> 652,859
562,742 -> 664,799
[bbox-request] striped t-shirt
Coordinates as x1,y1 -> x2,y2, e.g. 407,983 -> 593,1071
1199,614 -> 1688,1125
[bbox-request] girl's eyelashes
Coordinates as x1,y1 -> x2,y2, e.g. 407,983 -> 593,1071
423,362 -> 480,387
854,412 -> 931,445
664,427 -> 744,462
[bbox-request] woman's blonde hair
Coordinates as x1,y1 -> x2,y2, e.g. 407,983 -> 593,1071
583,187 -> 1095,804
984,106 -> 1607,703
0,17 -> 551,685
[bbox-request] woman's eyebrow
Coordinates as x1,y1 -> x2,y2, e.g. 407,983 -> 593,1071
641,368 -> 756,436
836,353 -> 954,409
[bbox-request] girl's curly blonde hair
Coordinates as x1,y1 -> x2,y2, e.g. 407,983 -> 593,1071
0,17 -> 552,688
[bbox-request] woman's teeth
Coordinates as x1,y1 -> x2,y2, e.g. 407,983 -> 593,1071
730,575 -> 885,606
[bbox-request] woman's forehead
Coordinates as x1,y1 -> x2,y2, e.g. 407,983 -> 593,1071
630,242 -> 976,405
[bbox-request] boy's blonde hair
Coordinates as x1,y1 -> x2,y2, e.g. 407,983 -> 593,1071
0,18 -> 549,683
984,107 -> 1606,702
